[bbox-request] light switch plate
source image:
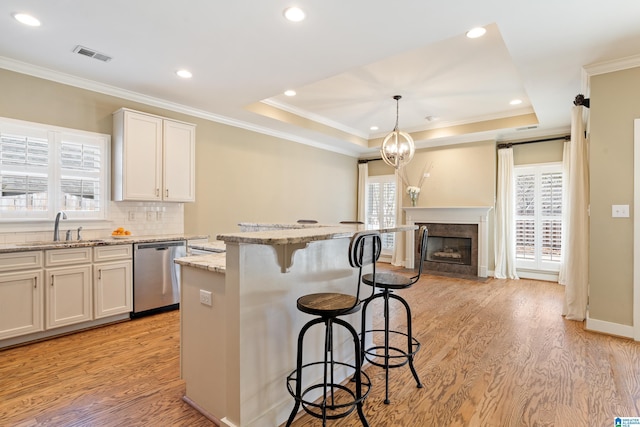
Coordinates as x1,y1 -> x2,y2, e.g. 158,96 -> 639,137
612,204 -> 630,218
146,211 -> 155,221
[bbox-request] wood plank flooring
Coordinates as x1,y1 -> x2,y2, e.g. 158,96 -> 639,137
1,273 -> 640,426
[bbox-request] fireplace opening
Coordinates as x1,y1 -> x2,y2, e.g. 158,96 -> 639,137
415,222 -> 479,277
427,236 -> 472,266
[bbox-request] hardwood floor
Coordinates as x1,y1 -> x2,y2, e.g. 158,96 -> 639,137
1,273 -> 640,426
0,310 -> 213,427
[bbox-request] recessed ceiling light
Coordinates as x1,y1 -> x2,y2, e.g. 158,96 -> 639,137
510,99 -> 523,105
370,126 -> 379,131
14,13 -> 41,27
283,7 -> 305,22
284,89 -> 296,97
466,27 -> 486,39
176,69 -> 193,79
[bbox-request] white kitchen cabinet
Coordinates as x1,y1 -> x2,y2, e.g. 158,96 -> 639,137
112,108 -> 195,202
93,245 -> 132,319
0,251 -> 44,340
0,270 -> 44,340
45,265 -> 92,329
45,247 -> 92,329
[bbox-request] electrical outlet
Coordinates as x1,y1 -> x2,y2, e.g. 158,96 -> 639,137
199,289 -> 212,306
146,211 -> 155,221
156,211 -> 164,221
128,211 -> 137,221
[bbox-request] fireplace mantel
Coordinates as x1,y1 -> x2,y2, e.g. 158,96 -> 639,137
403,206 -> 493,277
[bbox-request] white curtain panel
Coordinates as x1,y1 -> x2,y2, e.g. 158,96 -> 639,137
494,147 -> 519,279
561,105 -> 590,321
559,140 -> 571,283
391,168 -> 405,266
357,162 -> 368,223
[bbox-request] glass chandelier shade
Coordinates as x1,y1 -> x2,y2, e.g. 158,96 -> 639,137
380,95 -> 415,169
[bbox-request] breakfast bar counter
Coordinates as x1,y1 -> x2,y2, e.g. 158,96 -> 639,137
176,223 -> 415,427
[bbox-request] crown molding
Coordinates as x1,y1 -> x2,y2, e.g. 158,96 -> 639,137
583,53 -> 640,77
0,56 -> 361,157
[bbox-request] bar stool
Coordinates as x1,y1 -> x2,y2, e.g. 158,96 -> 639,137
286,231 -> 381,426
360,225 -> 428,404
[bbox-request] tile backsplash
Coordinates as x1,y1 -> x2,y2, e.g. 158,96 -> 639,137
0,201 -> 185,244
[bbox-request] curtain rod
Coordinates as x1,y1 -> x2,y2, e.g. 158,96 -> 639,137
358,158 -> 382,164
497,135 -> 570,150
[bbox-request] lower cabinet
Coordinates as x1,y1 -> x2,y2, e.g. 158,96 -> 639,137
94,260 -> 132,318
0,270 -> 44,340
0,244 -> 132,347
46,264 -> 93,329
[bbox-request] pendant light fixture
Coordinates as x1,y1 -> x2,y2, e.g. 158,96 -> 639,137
380,95 -> 415,169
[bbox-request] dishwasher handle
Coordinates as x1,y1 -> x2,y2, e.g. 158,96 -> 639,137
135,241 -> 186,251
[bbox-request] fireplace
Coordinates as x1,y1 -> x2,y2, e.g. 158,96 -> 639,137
404,206 -> 492,277
415,222 -> 478,276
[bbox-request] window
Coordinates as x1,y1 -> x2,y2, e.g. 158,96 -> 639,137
514,163 -> 563,271
0,118 -> 109,221
366,175 -> 396,255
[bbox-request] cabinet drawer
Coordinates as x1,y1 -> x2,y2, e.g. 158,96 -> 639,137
94,245 -> 132,262
45,247 -> 92,267
0,251 -> 43,272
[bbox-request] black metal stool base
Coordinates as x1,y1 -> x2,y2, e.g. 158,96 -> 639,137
286,361 -> 371,422
360,291 -> 423,404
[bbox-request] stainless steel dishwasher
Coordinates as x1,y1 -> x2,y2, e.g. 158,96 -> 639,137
132,240 -> 186,317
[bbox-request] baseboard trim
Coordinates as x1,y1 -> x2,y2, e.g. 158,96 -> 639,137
586,313 -> 635,339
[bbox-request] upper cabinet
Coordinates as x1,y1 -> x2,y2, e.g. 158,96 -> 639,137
112,108 -> 196,202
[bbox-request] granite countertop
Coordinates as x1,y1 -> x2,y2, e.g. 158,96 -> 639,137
0,234 -> 209,254
217,223 -> 416,245
188,240 -> 226,252
175,252 -> 226,273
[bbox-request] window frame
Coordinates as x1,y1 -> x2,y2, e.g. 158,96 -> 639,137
0,117 -> 110,225
366,174 -> 396,256
514,162 -> 563,272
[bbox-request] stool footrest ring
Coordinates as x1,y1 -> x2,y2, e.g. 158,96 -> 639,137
361,328 -> 421,368
286,361 -> 371,421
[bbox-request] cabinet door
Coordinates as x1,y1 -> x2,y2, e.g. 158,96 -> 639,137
46,265 -> 92,329
163,120 -> 196,202
123,111 -> 163,201
0,271 -> 44,340
94,261 -> 132,318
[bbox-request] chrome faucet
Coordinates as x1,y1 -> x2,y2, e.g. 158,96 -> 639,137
53,211 -> 68,241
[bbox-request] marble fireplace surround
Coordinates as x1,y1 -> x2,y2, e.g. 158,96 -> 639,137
404,206 -> 493,277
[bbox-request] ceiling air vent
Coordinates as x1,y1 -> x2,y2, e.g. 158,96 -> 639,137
73,45 -> 112,62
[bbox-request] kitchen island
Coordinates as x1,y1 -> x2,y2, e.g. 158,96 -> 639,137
176,223 -> 415,427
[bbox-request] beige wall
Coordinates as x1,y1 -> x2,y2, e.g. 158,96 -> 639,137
371,140 -> 496,207
188,120 -> 357,238
589,66 -> 640,326
513,139 -> 564,165
0,69 -> 358,240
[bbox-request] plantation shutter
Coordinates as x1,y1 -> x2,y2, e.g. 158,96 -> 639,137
514,164 -> 563,271
0,132 -> 50,215
367,177 -> 396,253
59,137 -> 103,213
